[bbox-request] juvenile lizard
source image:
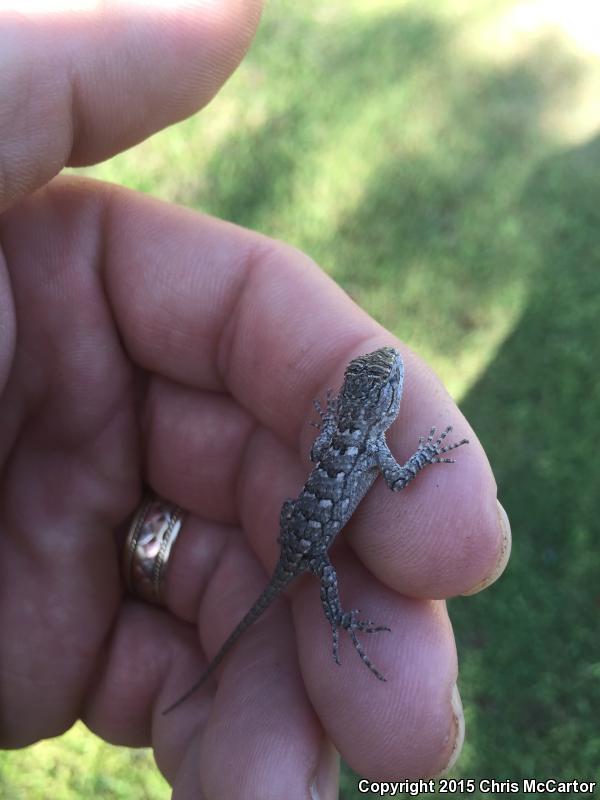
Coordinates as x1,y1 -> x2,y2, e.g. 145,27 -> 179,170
163,346 -> 467,714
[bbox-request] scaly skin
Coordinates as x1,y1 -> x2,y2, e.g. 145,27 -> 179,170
163,346 -> 468,714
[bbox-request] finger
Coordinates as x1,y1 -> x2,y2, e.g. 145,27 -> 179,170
84,544 -> 337,798
188,543 -> 336,799
81,601 -> 208,768
0,0 -> 263,211
230,432 -> 484,779
294,549 -> 463,779
111,500 -> 461,780
347,352 -> 503,599
240,425 -> 498,601
154,518 -> 462,780
141,376 -> 255,525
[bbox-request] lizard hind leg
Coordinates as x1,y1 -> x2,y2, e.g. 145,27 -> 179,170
340,609 -> 390,681
312,556 -> 390,681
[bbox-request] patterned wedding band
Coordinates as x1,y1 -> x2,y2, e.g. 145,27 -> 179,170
123,494 -> 186,606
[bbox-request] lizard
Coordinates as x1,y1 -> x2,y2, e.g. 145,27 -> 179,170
162,345 -> 468,714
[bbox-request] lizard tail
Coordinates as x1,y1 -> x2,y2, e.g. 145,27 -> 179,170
162,567 -> 291,715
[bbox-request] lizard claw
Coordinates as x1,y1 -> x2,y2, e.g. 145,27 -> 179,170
344,609 -> 391,634
332,609 -> 390,680
313,390 -> 336,422
416,425 -> 468,463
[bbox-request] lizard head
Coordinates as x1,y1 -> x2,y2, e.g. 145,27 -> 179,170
339,346 -> 404,432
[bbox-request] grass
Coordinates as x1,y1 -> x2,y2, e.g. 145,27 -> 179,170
0,722 -> 168,799
2,0 -> 600,797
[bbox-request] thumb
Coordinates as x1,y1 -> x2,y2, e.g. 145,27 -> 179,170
0,0 -> 263,212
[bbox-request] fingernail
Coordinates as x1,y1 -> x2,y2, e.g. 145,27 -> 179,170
436,683 -> 465,776
462,499 -> 512,596
309,736 -> 340,800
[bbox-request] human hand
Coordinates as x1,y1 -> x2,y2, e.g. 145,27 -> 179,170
0,3 -> 508,797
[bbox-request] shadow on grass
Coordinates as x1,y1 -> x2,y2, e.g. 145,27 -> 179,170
452,133 -> 600,777
339,143 -> 600,796
198,8 -> 449,231
198,6 -> 584,362
316,35 -> 585,361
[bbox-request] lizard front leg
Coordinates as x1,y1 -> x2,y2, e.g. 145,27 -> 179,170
375,425 -> 468,491
309,555 -> 390,680
310,389 -> 338,463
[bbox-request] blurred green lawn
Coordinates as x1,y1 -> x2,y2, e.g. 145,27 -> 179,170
2,0 -> 600,797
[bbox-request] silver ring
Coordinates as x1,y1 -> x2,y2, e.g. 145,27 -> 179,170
123,493 -> 186,606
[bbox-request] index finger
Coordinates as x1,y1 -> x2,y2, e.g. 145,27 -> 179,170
0,0 -> 263,212
103,180 -> 381,444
